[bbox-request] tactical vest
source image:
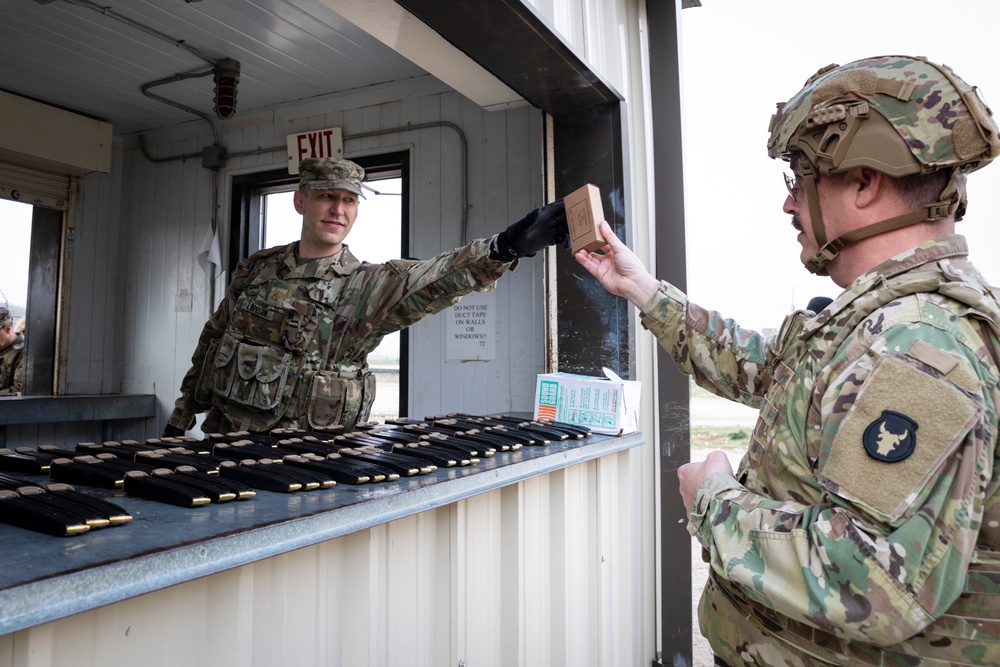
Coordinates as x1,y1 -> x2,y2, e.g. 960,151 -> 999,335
194,250 -> 376,432
713,260 -> 1000,665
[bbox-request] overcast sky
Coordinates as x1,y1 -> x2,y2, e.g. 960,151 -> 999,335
680,0 -> 1000,331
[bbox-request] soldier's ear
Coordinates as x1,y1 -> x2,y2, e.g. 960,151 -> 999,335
854,167 -> 883,208
293,189 -> 306,214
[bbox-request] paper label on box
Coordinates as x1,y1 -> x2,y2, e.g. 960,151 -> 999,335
536,379 -> 561,420
566,384 -> 621,430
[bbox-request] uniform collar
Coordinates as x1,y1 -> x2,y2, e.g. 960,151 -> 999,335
802,235 -> 969,336
279,242 -> 362,277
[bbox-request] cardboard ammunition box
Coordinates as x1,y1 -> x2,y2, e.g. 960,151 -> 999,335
533,368 -> 640,436
564,183 -> 606,253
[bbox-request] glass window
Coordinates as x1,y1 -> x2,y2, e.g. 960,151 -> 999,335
0,199 -> 32,327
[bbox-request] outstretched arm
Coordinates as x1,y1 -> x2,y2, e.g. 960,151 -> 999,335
573,221 -> 660,308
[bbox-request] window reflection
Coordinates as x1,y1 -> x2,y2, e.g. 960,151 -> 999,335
0,199 -> 32,397
0,199 -> 31,322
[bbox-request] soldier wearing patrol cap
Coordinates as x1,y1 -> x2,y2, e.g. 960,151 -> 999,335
166,157 -> 567,435
575,55 -> 1000,665
0,306 -> 24,396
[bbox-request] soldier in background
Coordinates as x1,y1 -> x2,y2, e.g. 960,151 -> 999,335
576,56 -> 1000,664
166,157 -> 566,436
0,306 -> 24,396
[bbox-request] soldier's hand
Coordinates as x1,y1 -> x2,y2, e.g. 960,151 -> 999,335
492,199 -> 568,261
574,221 -> 660,307
677,451 -> 734,516
162,424 -> 186,438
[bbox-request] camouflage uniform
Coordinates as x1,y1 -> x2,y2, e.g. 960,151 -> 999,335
642,236 -> 1000,665
0,331 -> 24,396
167,237 -> 510,433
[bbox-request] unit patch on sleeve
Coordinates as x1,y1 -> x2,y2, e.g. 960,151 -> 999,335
862,410 -> 917,462
820,353 -> 980,522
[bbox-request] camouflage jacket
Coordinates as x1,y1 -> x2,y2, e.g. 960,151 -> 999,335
0,332 -> 24,396
168,236 -> 511,433
641,236 -> 1000,666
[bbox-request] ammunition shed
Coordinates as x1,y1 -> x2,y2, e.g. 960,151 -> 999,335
0,1 -> 694,665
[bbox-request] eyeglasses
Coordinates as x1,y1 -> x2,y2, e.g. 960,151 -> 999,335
783,172 -> 800,202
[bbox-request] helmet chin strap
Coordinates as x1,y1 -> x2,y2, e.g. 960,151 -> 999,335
798,161 -> 832,275
798,159 -> 961,275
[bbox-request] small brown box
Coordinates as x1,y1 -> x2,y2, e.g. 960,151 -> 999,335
564,184 -> 606,253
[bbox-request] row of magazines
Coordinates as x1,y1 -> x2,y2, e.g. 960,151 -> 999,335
0,414 -> 591,537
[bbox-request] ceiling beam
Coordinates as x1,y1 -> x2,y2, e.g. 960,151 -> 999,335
319,0 -> 527,111
394,0 -> 622,116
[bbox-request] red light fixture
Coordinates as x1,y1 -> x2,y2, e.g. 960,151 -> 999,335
213,58 -> 241,120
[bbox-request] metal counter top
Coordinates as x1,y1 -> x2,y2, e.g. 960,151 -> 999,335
0,430 -> 643,636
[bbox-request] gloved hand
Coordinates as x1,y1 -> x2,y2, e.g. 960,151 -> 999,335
491,199 -> 569,261
162,424 -> 186,438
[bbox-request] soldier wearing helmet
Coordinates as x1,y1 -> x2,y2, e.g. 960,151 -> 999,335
768,55 -> 1000,278
576,55 -> 1000,664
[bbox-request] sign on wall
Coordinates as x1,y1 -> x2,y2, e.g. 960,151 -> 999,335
445,290 -> 496,362
287,126 -> 344,172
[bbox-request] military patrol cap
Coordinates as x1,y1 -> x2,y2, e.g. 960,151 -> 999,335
298,158 -> 366,199
0,307 -> 10,328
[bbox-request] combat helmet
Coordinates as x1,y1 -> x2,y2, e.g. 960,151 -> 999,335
767,55 -> 1000,274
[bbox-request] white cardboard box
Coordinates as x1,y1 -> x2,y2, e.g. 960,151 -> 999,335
533,368 -> 641,436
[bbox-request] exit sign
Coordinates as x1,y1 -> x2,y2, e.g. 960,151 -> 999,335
287,126 -> 344,172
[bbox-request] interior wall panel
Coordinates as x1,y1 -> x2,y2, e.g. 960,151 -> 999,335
8,98 -> 545,438
2,80 -> 546,450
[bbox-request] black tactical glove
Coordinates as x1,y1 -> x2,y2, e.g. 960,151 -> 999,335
162,424 -> 186,438
491,199 -> 569,262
